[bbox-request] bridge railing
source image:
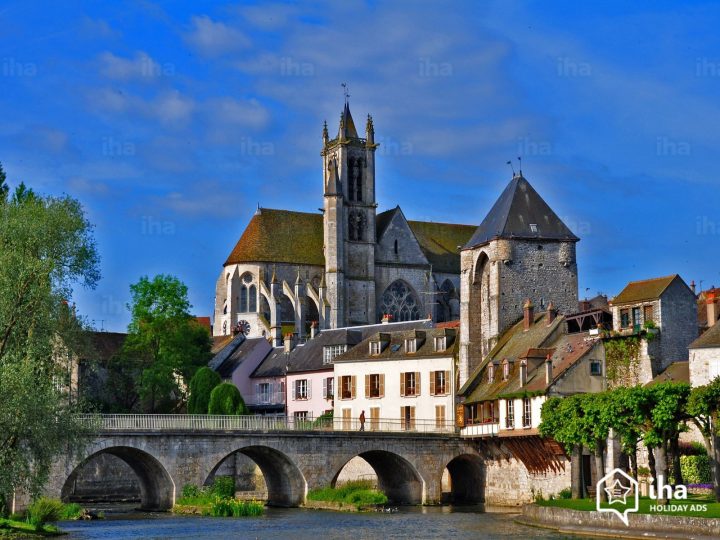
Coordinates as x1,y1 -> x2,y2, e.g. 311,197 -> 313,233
77,414 -> 456,434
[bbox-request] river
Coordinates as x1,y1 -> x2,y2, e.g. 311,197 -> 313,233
59,506 -> 581,539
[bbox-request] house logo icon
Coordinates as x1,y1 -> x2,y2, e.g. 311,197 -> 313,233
596,468 -> 639,526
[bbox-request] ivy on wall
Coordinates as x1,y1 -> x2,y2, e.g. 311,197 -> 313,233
604,337 -> 641,383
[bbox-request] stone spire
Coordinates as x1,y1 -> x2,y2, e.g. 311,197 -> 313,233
366,114 -> 374,145
322,120 -> 329,145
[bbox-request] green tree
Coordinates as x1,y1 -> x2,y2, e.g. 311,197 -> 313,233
0,178 -> 99,513
208,383 -> 247,415
122,275 -> 212,413
0,162 -> 7,203
606,386 -> 646,478
188,367 -> 222,414
686,378 -> 720,501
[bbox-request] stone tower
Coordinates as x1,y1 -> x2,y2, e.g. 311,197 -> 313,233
322,102 -> 379,327
458,174 -> 579,386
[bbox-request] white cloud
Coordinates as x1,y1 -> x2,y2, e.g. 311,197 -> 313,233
153,90 -> 195,124
98,51 -> 162,81
184,15 -> 251,57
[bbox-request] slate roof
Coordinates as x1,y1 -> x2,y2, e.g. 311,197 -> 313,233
690,322 -> 720,349
224,208 -> 475,274
333,325 -> 455,363
250,347 -> 291,378
464,175 -> 578,250
339,102 -> 359,139
286,328 -> 364,374
208,334 -> 271,379
646,361 -> 690,386
612,275 -> 679,305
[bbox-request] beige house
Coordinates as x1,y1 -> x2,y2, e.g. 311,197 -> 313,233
689,292 -> 720,387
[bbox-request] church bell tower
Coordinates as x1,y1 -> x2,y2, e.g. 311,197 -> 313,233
322,98 -> 379,327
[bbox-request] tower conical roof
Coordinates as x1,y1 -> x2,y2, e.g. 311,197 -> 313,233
463,175 -> 578,249
338,102 -> 359,139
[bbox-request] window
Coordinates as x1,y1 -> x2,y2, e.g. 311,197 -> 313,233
239,273 -> 255,313
348,210 -> 366,241
430,370 -> 450,396
590,361 -> 602,376
506,400 -> 515,429
369,341 -> 381,355
294,411 -> 308,421
258,382 -> 271,404
644,305 -> 654,324
401,406 -> 415,430
434,337 -> 447,351
529,223 -> 538,233
620,309 -> 630,328
365,373 -> 384,398
466,402 -> 478,425
435,405 -> 446,429
522,398 -> 532,428
340,375 -> 356,399
322,377 -> 334,399
293,379 -> 309,400
394,239 -> 398,254
379,280 -> 421,322
342,408 -> 352,430
487,363 -> 495,383
405,339 -> 417,353
323,344 -> 348,364
632,307 -> 641,330
370,407 -> 380,430
400,372 -> 420,396
502,360 -> 510,381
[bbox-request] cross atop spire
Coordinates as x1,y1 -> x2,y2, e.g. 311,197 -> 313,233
341,82 -> 350,104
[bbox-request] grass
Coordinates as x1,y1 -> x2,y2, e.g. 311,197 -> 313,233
538,494 -> 720,518
174,481 -> 265,518
0,518 -> 63,537
307,480 -> 388,510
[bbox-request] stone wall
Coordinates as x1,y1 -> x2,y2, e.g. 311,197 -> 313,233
484,456 -> 571,505
690,347 -> 720,387
62,453 -> 140,502
658,278 -> 698,366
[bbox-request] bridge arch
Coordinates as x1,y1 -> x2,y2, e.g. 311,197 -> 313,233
61,446 -> 175,511
332,450 -> 424,505
444,454 -> 485,504
206,445 -> 306,507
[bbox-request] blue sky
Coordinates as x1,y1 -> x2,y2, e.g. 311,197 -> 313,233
1,1 -> 718,332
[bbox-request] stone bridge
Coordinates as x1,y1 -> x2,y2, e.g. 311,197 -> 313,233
43,416 -> 484,511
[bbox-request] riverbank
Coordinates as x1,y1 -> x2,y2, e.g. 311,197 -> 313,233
520,503 -> 720,539
0,518 -> 65,538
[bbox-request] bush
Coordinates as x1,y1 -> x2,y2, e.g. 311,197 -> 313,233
27,498 -> 64,531
208,383 -> 247,415
182,483 -> 202,499
308,480 -> 387,509
59,502 -> 84,520
346,490 -> 388,508
211,476 -> 236,499
557,488 -> 572,500
680,455 -> 712,484
188,367 -> 222,414
208,498 -> 264,517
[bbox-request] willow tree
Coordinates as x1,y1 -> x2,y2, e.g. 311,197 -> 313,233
0,167 -> 100,513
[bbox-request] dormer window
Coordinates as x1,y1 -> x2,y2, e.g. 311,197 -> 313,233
529,223 -> 538,233
502,360 -> 510,381
434,337 -> 447,352
488,363 -> 495,383
323,344 -> 348,364
370,341 -> 381,355
405,339 -> 417,353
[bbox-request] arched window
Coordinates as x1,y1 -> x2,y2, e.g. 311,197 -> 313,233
394,239 -> 398,254
354,157 -> 363,201
240,288 -> 248,312
249,285 -> 257,312
379,280 -> 421,322
348,157 -> 356,201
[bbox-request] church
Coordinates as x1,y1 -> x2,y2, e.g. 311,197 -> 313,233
213,100 -> 579,365
214,100 -> 475,343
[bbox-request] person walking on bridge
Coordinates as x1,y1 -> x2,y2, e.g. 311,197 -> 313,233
359,410 -> 366,431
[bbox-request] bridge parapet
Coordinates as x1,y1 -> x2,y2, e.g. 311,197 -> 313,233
78,414 -> 457,434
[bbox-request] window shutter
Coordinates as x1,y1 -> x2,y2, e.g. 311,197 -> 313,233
365,374 -> 370,398
379,374 -> 385,398
410,406 -> 416,427
322,377 -> 327,399
400,372 -> 406,397
351,375 -> 356,398
415,372 -> 421,395
307,379 -> 312,399
291,381 -> 296,400
429,371 -> 436,396
445,370 -> 451,395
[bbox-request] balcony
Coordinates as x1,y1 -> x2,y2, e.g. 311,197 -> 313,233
460,422 -> 498,438
247,391 -> 285,406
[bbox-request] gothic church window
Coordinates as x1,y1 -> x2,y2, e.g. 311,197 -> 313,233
379,280 -> 421,322
348,157 -> 363,202
239,273 -> 256,313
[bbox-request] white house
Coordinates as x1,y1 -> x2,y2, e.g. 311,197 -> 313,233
689,292 -> 720,387
332,327 -> 457,432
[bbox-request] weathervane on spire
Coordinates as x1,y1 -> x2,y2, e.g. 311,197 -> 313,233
341,82 -> 350,104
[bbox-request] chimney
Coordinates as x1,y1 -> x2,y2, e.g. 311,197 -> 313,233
708,293 -> 719,328
690,280 -> 696,294
545,354 -> 553,385
546,301 -> 557,325
519,359 -> 528,386
310,322 -> 318,339
284,333 -> 295,353
523,299 -> 534,331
